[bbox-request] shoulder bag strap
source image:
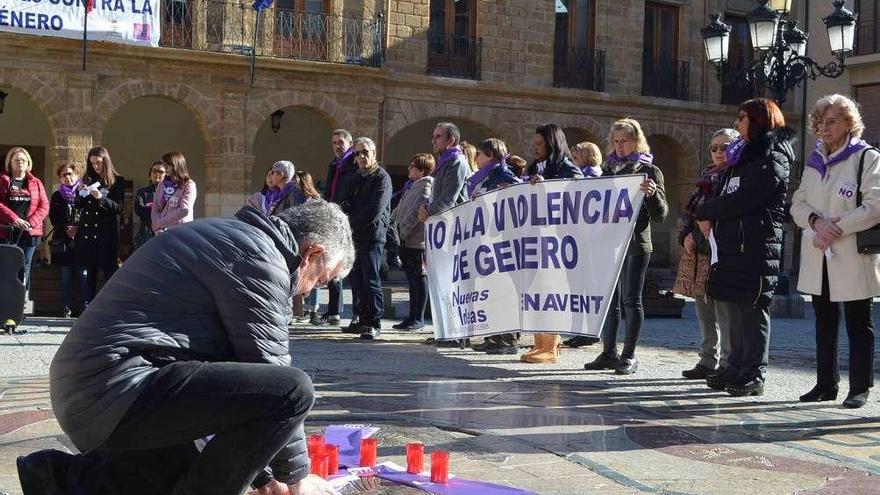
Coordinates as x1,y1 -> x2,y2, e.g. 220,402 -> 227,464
856,147 -> 880,208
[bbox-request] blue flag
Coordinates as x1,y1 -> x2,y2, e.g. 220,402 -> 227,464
253,0 -> 272,10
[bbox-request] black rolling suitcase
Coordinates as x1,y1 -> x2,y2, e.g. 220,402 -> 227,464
0,226 -> 26,334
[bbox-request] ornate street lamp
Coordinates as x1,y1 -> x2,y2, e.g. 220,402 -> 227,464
271,110 -> 284,133
700,0 -> 858,103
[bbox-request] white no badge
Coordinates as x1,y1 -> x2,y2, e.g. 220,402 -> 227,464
837,182 -> 857,201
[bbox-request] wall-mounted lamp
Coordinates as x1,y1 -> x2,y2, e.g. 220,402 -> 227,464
271,110 -> 285,133
0,91 -> 7,114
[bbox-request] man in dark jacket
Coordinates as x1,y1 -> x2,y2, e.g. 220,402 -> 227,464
317,129 -> 359,328
343,137 -> 392,340
18,201 -> 354,495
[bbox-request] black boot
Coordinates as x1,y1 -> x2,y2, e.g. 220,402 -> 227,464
727,375 -> 764,397
706,367 -> 736,391
584,352 -> 620,370
799,384 -> 839,402
682,364 -> 714,380
843,389 -> 870,409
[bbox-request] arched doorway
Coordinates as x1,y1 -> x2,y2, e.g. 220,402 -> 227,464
103,96 -> 207,259
647,134 -> 690,271
385,118 -> 499,188
251,106 -> 335,192
0,88 -> 53,183
562,127 -> 600,150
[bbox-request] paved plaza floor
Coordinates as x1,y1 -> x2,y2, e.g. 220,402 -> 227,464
1,296 -> 879,494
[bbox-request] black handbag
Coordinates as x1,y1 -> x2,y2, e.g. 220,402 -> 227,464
46,228 -> 73,256
855,147 -> 880,254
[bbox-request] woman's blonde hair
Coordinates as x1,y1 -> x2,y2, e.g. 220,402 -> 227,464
572,142 -> 602,166
605,118 -> 650,156
5,146 -> 33,174
460,141 -> 478,173
809,94 -> 864,139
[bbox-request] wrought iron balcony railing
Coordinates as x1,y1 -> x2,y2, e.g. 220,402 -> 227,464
159,0 -> 383,67
553,48 -> 606,92
427,30 -> 481,80
641,57 -> 690,101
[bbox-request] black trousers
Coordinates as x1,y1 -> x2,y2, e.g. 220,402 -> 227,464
325,278 -> 344,317
400,246 -> 427,325
65,361 -> 315,495
602,252 -> 651,359
349,242 -> 384,327
811,262 -> 875,392
714,298 -> 771,381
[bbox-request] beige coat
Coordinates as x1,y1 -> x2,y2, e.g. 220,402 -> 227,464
791,145 -> 880,301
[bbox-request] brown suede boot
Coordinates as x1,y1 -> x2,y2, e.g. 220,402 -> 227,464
521,334 -> 561,364
520,334 -> 546,362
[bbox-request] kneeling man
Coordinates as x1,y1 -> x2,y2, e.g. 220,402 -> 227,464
18,201 -> 354,495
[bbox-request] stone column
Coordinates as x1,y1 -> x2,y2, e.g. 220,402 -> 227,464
51,72 -> 97,177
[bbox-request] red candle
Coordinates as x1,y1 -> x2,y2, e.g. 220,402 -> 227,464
359,437 -> 378,467
309,455 -> 329,479
326,444 -> 340,475
307,434 -> 325,457
430,451 -> 449,483
405,442 -> 424,474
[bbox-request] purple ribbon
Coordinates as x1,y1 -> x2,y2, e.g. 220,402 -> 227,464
581,165 -> 602,177
805,136 -> 871,179
334,148 -> 354,169
59,179 -> 82,205
724,138 -> 747,168
160,177 -> 178,202
374,465 -> 537,495
466,157 -> 506,196
432,146 -> 464,178
608,152 -> 653,165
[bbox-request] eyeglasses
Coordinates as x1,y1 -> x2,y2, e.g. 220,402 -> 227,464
354,150 -> 371,158
709,143 -> 729,153
817,118 -> 845,127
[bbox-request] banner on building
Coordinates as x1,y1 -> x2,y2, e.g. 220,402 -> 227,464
1,0 -> 161,47
425,175 -> 646,341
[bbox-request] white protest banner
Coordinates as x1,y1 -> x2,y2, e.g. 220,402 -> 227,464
425,175 -> 645,341
1,0 -> 160,46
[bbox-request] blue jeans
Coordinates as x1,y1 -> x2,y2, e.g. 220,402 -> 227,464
602,251 -> 651,359
60,265 -> 88,310
324,279 -> 345,317
349,242 -> 384,328
21,245 -> 36,292
400,246 -> 427,325
304,288 -> 319,312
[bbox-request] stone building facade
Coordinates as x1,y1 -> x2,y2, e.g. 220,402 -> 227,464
0,0 -> 794,271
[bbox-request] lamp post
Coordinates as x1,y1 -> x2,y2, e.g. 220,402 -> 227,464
700,0 -> 857,103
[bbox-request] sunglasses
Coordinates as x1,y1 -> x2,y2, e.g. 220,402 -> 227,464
354,150 -> 371,158
709,143 -> 730,153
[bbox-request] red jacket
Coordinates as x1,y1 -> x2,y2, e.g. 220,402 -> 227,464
0,171 -> 50,239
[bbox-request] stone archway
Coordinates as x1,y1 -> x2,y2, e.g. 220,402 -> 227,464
247,91 -> 356,154
646,133 -> 691,272
251,105 -> 338,192
0,88 -> 55,183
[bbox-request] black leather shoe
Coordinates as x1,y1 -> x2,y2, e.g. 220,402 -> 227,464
392,321 -> 414,330
485,344 -> 518,355
615,357 -> 639,375
584,352 -> 620,370
682,364 -> 714,380
706,368 -> 735,391
727,376 -> 764,397
563,336 -> 600,348
359,327 -> 381,340
799,384 -> 839,402
471,340 -> 492,352
341,318 -> 362,334
17,449 -> 74,495
843,390 -> 870,408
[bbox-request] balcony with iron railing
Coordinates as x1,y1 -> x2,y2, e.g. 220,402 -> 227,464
426,30 -> 481,80
641,57 -> 690,100
159,0 -> 383,67
553,48 -> 606,92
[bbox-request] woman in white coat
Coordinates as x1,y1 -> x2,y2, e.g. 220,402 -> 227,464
791,94 -> 880,409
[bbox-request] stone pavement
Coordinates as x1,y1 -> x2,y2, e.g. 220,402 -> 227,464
1,298 -> 879,494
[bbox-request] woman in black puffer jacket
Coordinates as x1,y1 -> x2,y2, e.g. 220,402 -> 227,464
696,98 -> 793,397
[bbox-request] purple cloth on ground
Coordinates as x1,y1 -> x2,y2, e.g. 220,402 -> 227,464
375,465 -> 538,495
324,425 -> 379,468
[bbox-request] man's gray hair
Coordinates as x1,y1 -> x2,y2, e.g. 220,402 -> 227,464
435,122 -> 461,144
332,129 -> 353,141
712,128 -> 740,142
277,200 -> 355,277
354,137 -> 376,153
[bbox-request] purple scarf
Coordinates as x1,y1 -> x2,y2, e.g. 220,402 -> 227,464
608,151 -> 654,166
334,147 -> 354,169
467,157 -> 507,196
806,136 -> 871,179
581,165 -> 602,177
724,138 -> 747,168
432,146 -> 464,177
160,177 -> 178,202
59,179 -> 82,205
262,182 -> 295,214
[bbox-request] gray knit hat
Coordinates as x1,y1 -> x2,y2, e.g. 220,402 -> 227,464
271,160 -> 295,182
